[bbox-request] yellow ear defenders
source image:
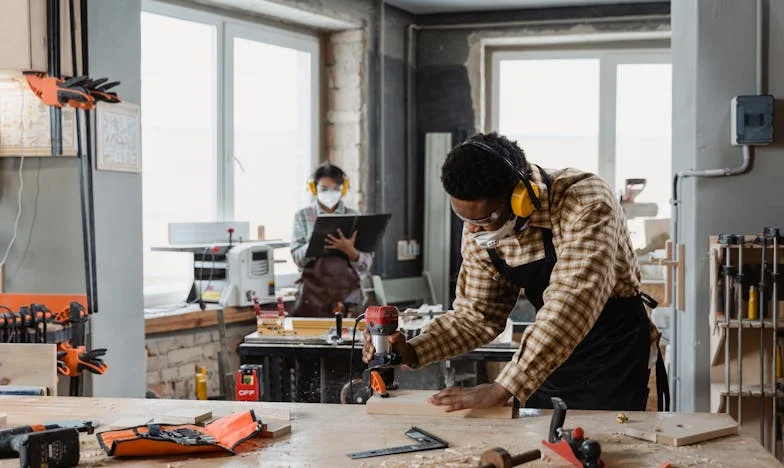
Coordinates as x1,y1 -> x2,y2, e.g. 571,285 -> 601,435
463,140 -> 541,218
307,177 -> 349,197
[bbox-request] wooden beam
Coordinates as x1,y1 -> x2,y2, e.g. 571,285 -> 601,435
145,307 -> 256,335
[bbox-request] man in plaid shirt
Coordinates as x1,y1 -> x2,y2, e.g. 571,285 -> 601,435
363,132 -> 668,412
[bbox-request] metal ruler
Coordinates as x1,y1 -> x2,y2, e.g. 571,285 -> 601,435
347,427 -> 449,459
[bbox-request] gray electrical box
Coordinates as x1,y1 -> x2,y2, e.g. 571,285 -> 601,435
731,95 -> 775,145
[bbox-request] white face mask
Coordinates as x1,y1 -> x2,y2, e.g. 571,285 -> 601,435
317,190 -> 342,209
471,216 -> 518,248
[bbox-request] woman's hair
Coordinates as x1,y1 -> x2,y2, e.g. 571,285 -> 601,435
313,162 -> 346,185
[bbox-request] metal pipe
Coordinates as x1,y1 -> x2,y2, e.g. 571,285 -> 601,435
738,238 -> 744,424
80,0 -> 98,318
724,240 -> 733,415
760,233 -> 768,448
770,227 -> 779,450
46,0 -> 62,156
404,24 -> 420,241
412,14 -> 670,31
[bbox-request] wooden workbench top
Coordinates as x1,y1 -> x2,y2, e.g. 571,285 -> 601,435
0,396 -> 778,467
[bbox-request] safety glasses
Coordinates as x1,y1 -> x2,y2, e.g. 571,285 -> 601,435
451,201 -> 506,226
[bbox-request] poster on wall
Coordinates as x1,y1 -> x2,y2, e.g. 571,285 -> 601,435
0,78 -> 78,157
95,100 -> 141,173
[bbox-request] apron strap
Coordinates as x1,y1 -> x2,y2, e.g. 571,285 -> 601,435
640,292 -> 659,309
486,248 -> 512,278
656,347 -> 671,411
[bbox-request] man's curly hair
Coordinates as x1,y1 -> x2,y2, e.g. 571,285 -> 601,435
441,132 -> 528,201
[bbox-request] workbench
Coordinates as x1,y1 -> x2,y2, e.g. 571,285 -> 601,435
238,335 -> 517,403
0,395 -> 779,467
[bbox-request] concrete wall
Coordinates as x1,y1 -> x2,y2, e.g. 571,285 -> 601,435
0,0 -> 145,397
414,3 -> 670,298
671,0 -> 783,412
86,0 -> 145,398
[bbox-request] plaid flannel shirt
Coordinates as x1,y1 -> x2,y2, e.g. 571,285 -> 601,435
290,201 -> 373,277
407,167 -> 661,402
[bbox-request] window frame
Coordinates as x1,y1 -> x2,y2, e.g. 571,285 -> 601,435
141,0 -> 321,290
489,48 -> 671,194
142,0 -> 320,222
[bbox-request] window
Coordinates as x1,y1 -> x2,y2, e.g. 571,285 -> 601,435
491,49 -> 671,250
141,1 -> 319,306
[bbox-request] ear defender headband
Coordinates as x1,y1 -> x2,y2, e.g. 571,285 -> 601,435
307,175 -> 349,197
463,140 -> 541,218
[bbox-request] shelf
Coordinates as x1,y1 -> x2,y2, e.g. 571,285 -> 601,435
717,319 -> 784,330
716,383 -> 784,399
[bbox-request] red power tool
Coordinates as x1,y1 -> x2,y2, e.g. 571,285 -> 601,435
362,305 -> 403,398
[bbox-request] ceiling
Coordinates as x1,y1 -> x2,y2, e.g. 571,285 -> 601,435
385,0 -> 664,15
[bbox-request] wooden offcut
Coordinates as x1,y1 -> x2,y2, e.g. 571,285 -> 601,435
0,343 -> 57,396
619,412 -> 738,446
261,421 -> 292,438
153,408 -> 213,425
366,389 -> 516,419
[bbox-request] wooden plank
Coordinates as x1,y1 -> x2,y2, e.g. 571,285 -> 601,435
153,408 -> 212,425
366,389 -> 515,419
619,412 -> 738,446
0,343 -> 57,396
145,306 -> 255,335
107,416 -> 152,430
261,421 -> 292,439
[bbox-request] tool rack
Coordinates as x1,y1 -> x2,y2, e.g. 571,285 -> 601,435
709,228 -> 784,459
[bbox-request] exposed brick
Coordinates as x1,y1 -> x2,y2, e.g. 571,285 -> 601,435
149,382 -> 174,399
330,29 -> 363,44
178,363 -> 196,379
331,122 -> 360,148
161,367 -> 179,382
174,380 -> 187,399
330,89 -> 361,112
193,330 -> 212,346
146,371 -> 161,386
147,355 -> 168,372
326,110 -> 361,124
173,334 -> 195,349
169,347 -> 203,364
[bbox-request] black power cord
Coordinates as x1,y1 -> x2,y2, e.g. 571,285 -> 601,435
347,313 -> 365,404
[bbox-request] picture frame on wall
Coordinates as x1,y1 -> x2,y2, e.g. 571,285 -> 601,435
95,100 -> 141,173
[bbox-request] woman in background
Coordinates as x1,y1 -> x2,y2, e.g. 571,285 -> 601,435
290,163 -> 373,317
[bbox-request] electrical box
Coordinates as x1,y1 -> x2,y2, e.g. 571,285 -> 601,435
731,95 -> 775,145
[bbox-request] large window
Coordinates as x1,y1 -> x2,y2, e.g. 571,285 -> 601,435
141,1 -> 319,306
491,49 -> 671,249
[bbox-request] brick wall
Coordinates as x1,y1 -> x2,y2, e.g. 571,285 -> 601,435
145,322 -> 255,399
325,28 -> 366,210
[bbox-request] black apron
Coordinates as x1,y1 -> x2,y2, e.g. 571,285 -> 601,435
486,167 -> 670,411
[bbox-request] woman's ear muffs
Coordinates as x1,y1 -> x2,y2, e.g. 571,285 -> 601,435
307,177 -> 349,197
462,139 -> 541,218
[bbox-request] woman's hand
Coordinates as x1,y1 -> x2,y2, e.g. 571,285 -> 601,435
325,229 -> 359,261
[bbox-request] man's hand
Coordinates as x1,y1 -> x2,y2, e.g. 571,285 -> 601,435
362,330 -> 418,367
325,229 -> 359,261
428,383 -> 512,412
